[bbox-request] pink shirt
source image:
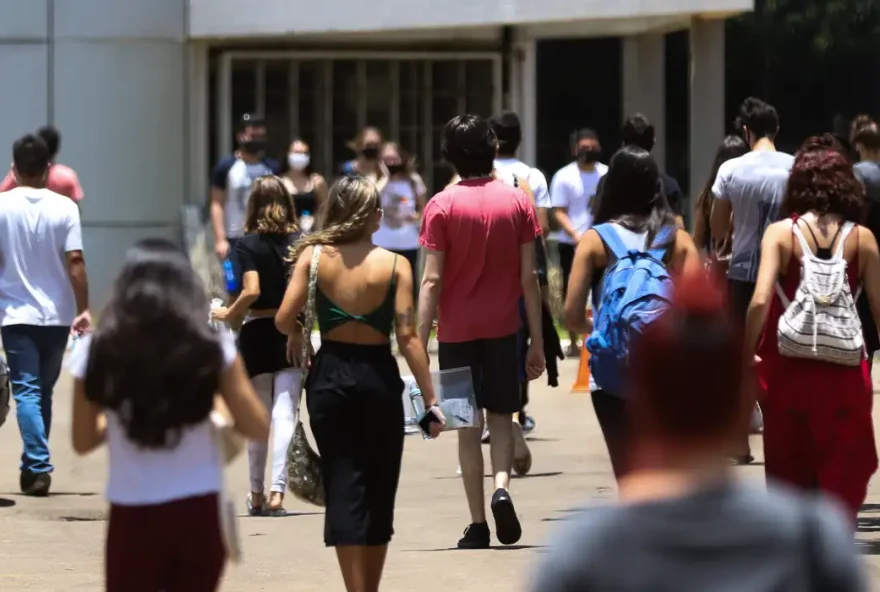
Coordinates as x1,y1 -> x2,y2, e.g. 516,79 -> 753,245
419,178 -> 541,343
0,164 -> 84,202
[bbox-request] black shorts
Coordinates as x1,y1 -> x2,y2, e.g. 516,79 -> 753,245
438,333 -> 520,414
238,318 -> 291,378
558,242 -> 576,299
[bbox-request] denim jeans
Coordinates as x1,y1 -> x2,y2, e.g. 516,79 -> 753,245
0,325 -> 70,473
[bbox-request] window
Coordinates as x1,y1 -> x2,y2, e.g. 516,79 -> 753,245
220,55 -> 499,195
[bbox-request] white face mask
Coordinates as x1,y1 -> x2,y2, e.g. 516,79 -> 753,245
288,153 -> 310,170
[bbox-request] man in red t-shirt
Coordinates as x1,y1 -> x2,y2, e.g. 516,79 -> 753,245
418,114 -> 545,550
0,126 -> 84,202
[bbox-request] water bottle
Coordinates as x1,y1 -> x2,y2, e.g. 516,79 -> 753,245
223,258 -> 237,293
301,210 -> 315,234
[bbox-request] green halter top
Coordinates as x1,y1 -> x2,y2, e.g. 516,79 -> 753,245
315,255 -> 397,337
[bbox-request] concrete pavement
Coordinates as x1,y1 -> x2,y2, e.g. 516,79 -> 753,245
0,355 -> 878,590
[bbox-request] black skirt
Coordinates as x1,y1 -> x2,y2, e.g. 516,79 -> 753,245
306,340 -> 404,546
238,318 -> 291,377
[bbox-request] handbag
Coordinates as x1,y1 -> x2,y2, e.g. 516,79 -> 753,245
209,410 -> 243,563
286,245 -> 326,507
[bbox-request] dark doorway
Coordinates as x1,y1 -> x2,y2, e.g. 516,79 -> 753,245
535,38 -> 622,178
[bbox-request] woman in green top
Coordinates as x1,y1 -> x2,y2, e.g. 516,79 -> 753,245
276,176 -> 444,592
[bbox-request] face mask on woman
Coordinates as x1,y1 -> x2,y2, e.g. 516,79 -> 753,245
288,153 -> 310,170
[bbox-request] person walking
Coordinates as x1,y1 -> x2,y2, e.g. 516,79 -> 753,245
852,119 -> 880,371
550,128 -> 607,357
562,146 -> 700,481
209,113 -> 280,282
745,142 -> 880,523
69,238 -> 269,592
371,141 -> 427,300
211,176 -> 305,517
598,114 -> 685,228
0,134 -> 91,496
534,270 -> 866,592
281,137 -> 328,231
418,114 -> 545,549
276,175 -> 443,592
339,126 -> 386,185
0,126 -> 84,202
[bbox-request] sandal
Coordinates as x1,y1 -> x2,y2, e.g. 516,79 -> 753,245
246,492 -> 265,516
265,493 -> 287,517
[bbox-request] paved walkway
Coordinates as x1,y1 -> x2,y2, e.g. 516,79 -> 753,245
0,356 -> 879,590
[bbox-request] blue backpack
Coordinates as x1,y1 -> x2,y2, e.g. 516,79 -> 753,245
586,224 -> 675,395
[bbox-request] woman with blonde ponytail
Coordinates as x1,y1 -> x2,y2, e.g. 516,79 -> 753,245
276,176 -> 444,592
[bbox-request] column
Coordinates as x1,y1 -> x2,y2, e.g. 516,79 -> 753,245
0,1 -> 49,156
688,18 -> 725,221
622,33 -> 666,170
518,39 -> 538,167
52,0 -> 188,305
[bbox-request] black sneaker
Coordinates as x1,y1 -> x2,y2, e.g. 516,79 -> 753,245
20,470 -> 51,497
457,522 -> 490,549
491,488 -> 522,545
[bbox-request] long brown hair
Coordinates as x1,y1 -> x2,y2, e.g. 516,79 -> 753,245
244,176 -> 299,234
289,176 -> 380,262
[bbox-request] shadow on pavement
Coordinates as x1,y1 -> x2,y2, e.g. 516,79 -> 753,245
434,471 -> 564,481
0,497 -> 14,508
404,544 -> 544,552
237,511 -> 323,519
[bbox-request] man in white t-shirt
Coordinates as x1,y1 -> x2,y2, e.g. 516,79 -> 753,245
550,129 -> 608,356
0,134 -> 91,496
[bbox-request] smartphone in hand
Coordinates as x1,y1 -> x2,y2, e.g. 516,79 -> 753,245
418,406 -> 443,439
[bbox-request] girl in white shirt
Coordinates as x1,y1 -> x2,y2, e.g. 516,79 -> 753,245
69,238 -> 269,592
372,142 -> 427,300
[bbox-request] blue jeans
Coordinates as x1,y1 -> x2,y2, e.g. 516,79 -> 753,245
1,325 -> 70,473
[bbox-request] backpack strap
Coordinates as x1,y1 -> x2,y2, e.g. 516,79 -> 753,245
833,222 -> 855,260
593,224 -> 629,260
648,225 -> 676,260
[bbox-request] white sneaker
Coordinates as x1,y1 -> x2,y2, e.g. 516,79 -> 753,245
456,465 -> 462,476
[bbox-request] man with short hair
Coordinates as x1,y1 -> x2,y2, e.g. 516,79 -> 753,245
0,134 -> 91,496
710,98 -> 793,465
419,114 -> 545,549
598,114 -> 684,228
710,97 -> 794,324
550,128 -> 608,356
209,113 -> 280,280
0,126 -> 84,202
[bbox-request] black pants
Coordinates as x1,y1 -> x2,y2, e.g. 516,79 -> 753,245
728,279 -> 756,324
591,390 -> 628,481
390,248 -> 419,302
558,242 -> 576,300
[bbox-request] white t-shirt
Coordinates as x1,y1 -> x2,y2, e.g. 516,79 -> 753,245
372,177 -> 425,251
549,161 -> 608,245
494,158 -> 550,209
0,187 -> 82,327
67,331 -> 238,506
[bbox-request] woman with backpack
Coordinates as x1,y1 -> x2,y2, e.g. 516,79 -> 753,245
745,141 -> 880,523
563,146 -> 701,481
211,176 -> 304,516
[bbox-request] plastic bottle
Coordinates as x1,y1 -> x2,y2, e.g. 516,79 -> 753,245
223,258 -> 237,293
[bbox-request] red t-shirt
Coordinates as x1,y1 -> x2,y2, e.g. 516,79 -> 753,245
420,178 -> 541,343
0,164 -> 84,202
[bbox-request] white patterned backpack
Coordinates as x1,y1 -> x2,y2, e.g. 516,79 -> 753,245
776,219 -> 864,366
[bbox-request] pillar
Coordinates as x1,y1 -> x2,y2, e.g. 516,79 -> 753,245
688,18 -> 725,221
622,33 -> 666,170
518,39 -> 538,166
52,0 -> 189,305
0,1 -> 50,163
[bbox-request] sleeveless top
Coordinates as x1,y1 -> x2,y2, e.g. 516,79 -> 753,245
315,255 -> 398,337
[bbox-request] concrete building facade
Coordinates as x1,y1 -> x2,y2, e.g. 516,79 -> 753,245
0,0 -> 751,302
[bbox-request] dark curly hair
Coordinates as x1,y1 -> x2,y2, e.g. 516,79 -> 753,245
84,238 -> 224,449
779,139 -> 866,223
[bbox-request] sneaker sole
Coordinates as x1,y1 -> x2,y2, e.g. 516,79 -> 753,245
491,496 -> 522,545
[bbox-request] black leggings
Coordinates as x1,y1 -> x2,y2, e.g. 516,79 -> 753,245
591,390 -> 628,481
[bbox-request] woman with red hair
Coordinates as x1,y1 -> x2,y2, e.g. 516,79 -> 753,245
746,140 -> 880,522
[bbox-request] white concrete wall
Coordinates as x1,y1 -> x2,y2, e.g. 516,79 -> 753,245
190,0 -> 753,38
0,0 -> 189,307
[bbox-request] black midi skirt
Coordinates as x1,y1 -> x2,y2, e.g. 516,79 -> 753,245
306,340 -> 405,546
